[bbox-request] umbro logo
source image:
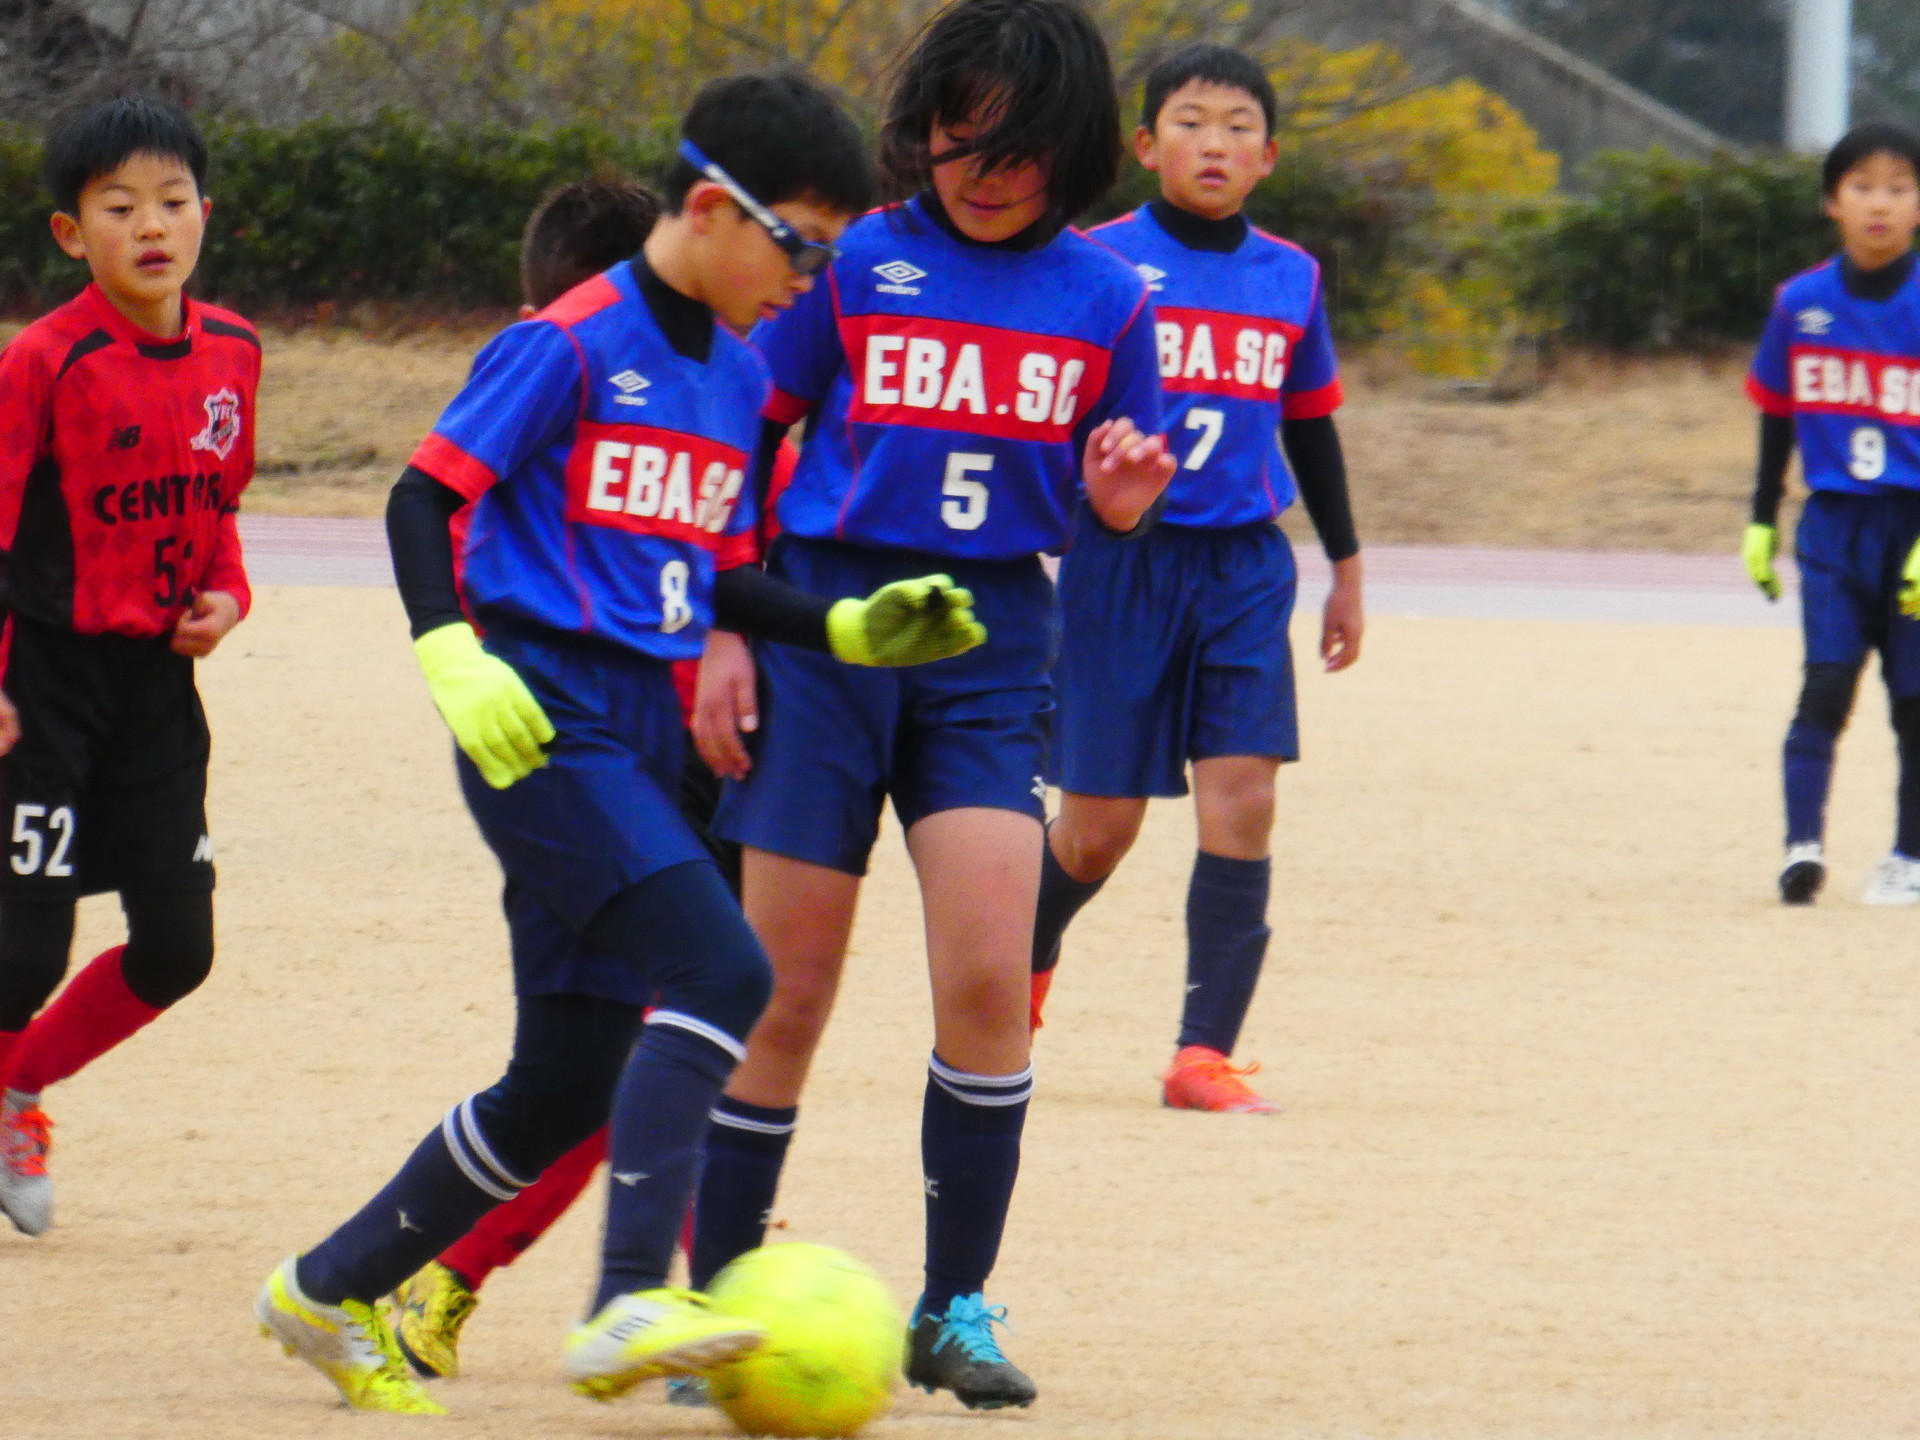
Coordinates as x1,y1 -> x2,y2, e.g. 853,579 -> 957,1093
610,370 -> 651,407
1797,306 -> 1834,336
874,259 -> 927,295
1136,263 -> 1168,292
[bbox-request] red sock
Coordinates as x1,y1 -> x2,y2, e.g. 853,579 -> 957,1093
440,1126 -> 609,1289
0,1030 -> 19,1093
7,947 -> 161,1096
1029,968 -> 1055,1033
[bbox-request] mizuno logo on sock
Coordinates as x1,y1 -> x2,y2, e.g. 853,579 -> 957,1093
613,1171 -> 649,1186
398,1209 -> 422,1231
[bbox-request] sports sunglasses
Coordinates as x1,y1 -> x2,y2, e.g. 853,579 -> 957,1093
677,140 -> 840,277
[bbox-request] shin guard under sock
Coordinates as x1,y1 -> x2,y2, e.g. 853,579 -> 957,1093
8,947 -> 159,1095
1179,853 -> 1271,1056
920,1054 -> 1031,1315
690,1095 -> 797,1290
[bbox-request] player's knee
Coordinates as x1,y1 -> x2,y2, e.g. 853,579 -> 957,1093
664,938 -> 773,1049
1053,809 -> 1142,880
120,889 -> 214,1010
1794,661 -> 1862,734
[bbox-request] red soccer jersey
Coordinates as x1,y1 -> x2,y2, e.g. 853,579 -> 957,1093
0,284 -> 258,638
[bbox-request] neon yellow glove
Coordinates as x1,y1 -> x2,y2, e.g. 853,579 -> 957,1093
826,574 -> 988,667
413,622 -> 555,789
1743,522 -> 1781,602
1903,536 -> 1920,619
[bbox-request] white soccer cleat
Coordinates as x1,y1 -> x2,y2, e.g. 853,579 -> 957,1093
0,1090 -> 53,1236
1862,853 -> 1920,906
1778,841 -> 1826,906
565,1287 -> 763,1402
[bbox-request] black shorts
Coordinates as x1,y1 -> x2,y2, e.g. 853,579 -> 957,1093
0,615 -> 214,901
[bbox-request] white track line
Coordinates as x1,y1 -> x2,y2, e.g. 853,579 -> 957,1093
239,516 -> 1797,628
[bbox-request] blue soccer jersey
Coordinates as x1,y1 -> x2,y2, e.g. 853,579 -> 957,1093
1090,205 -> 1342,529
410,262 -> 764,659
754,196 -> 1164,559
1750,256 -> 1920,495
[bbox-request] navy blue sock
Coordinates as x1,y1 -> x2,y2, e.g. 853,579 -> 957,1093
690,1096 -> 797,1290
1032,831 -> 1106,975
919,1054 -> 1031,1317
297,1098 -> 530,1305
1895,698 -> 1920,860
594,1020 -> 739,1312
1784,721 -> 1841,846
1179,852 -> 1271,1055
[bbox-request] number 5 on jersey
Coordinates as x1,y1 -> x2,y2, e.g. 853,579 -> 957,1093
943,452 -> 992,531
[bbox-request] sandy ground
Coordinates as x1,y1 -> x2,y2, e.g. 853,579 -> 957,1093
5,586 -> 1918,1439
105,325 -> 1758,555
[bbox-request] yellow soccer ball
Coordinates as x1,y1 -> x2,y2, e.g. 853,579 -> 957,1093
704,1243 -> 902,1438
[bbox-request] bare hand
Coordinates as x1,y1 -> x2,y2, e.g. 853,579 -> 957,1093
1321,556 -> 1364,672
1082,418 -> 1177,533
171,590 -> 242,658
693,629 -> 757,780
0,690 -> 20,757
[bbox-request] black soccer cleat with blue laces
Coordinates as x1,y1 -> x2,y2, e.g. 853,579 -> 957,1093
904,1294 -> 1036,1410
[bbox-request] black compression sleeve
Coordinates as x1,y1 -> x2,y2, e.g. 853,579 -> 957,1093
1752,413 -> 1794,526
1281,416 -> 1359,562
386,466 -> 468,638
712,564 -> 834,652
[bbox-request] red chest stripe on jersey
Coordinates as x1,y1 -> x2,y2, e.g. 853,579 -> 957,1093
562,421 -> 748,547
1153,307 -> 1305,401
838,314 -> 1115,443
1787,344 -> 1920,426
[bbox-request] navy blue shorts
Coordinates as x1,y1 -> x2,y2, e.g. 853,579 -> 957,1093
1053,517 -> 1298,799
459,618 -> 711,1005
1798,490 -> 1920,697
714,537 -> 1056,877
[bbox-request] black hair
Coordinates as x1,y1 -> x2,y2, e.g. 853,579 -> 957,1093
662,70 -> 874,217
1140,43 -> 1276,137
1823,121 -> 1920,196
878,0 -> 1121,229
43,95 -> 207,215
520,178 -> 662,309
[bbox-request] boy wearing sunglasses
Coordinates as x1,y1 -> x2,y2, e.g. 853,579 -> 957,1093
256,72 -> 985,1416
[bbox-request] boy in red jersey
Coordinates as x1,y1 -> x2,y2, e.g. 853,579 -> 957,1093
0,96 -> 258,1236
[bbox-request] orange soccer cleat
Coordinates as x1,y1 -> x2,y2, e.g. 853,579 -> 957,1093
0,1094 -> 54,1235
1160,1046 -> 1280,1115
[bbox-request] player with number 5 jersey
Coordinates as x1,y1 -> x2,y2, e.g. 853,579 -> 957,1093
691,0 -> 1175,1413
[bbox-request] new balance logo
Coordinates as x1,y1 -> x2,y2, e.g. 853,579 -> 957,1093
1797,306 -> 1834,336
1136,263 -> 1168,292
193,834 -> 214,863
874,259 -> 927,295
613,1171 -> 649,1186
610,370 -> 651,407
923,1176 -> 940,1198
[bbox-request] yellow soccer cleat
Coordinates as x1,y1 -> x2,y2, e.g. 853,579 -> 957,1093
565,1287 -> 765,1402
255,1257 -> 447,1415
392,1261 -> 479,1379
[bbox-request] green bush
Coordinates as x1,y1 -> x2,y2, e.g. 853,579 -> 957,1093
0,114 -> 673,314
1517,148 -> 1833,349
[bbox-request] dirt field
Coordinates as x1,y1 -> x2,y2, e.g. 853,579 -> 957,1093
6,585 -> 1917,1440
192,327 -> 1766,554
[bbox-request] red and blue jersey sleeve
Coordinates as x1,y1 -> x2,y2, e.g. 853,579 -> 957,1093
411,320 -> 583,499
1281,286 -> 1343,419
1747,294 -> 1796,416
754,278 -> 844,427
1083,291 -> 1165,438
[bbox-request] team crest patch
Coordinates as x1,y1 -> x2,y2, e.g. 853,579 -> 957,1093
190,388 -> 243,461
